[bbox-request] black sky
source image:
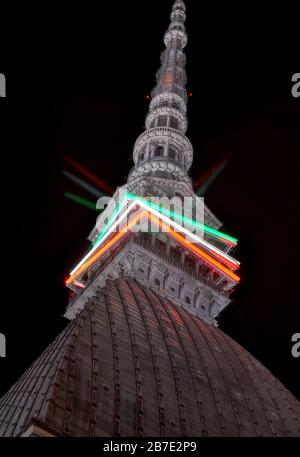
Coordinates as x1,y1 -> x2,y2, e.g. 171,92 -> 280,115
0,0 -> 299,400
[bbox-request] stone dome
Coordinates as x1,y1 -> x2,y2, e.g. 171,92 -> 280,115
0,277 -> 299,437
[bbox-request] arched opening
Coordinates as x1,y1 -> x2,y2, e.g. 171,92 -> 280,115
168,145 -> 178,161
170,116 -> 179,129
153,145 -> 164,157
157,115 -> 168,127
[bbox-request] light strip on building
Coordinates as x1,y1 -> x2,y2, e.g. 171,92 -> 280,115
149,213 -> 240,283
92,193 -> 237,252
66,210 -> 146,285
127,193 -> 238,245
92,195 -> 128,246
70,194 -> 239,277
133,198 -> 240,268
70,199 -> 137,276
73,279 -> 86,289
66,209 -> 240,286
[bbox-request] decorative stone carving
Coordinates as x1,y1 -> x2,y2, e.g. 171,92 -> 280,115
65,239 -> 230,325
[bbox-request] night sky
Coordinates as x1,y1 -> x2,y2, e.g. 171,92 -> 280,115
0,0 -> 299,401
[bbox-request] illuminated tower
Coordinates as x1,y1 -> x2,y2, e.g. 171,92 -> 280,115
72,0 -> 239,326
0,0 -> 299,437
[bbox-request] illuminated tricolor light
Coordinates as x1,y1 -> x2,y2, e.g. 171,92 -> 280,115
92,195 -> 129,246
217,237 -> 236,247
73,280 -> 85,289
127,193 -> 238,245
66,210 -> 240,286
148,214 -> 240,282
148,213 -> 240,283
93,191 -> 238,248
184,240 -> 239,270
66,210 -> 145,285
127,195 -> 240,268
69,194 -> 239,278
70,199 -> 138,276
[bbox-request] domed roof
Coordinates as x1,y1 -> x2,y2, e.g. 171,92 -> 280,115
0,277 -> 299,437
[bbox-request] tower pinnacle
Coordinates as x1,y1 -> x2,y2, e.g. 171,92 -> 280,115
127,0 -> 193,198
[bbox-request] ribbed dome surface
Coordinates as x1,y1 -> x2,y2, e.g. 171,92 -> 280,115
0,278 -> 299,437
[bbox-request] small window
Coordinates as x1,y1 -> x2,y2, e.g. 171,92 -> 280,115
186,296 -> 191,305
170,117 -> 179,129
156,238 -> 166,251
155,279 -> 160,286
159,100 -> 169,108
171,246 -> 181,262
171,102 -> 180,110
154,146 -> 164,157
186,257 -> 195,270
169,146 -> 177,161
140,145 -> 147,161
158,116 -> 168,127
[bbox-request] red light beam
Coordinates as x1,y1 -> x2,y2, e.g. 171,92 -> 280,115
64,155 -> 114,195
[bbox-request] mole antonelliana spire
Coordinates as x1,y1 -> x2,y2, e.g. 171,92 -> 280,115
0,0 -> 299,437
127,0 -> 193,199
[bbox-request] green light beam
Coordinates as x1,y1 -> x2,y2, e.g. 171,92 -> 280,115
127,193 -> 238,244
64,192 -> 101,212
92,195 -> 129,246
